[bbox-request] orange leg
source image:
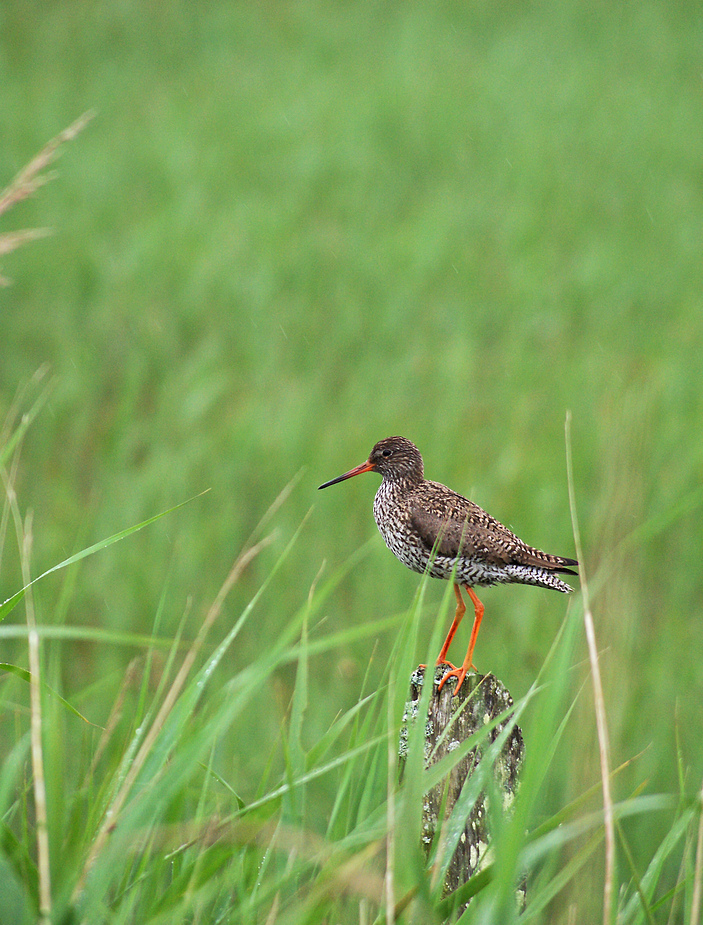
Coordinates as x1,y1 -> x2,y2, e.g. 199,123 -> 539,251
435,583 -> 466,666
437,586 -> 485,695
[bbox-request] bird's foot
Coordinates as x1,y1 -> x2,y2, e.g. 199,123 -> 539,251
417,659 -> 455,672
436,663 -> 474,695
432,658 -> 458,683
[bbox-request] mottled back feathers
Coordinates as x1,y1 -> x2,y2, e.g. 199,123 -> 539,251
409,481 -> 578,574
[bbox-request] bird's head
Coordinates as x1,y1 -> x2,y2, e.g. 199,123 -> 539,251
318,436 -> 423,489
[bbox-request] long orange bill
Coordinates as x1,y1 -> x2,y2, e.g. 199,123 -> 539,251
318,459 -> 376,490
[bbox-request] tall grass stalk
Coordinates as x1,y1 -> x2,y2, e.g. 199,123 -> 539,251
566,410 -> 615,925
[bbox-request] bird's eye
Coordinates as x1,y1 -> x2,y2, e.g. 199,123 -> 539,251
382,448 -> 392,458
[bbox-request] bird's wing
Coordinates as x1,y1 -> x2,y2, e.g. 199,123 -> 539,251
409,482 -> 573,570
408,484 -> 517,566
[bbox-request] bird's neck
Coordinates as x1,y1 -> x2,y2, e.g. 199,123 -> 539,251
376,475 -> 420,500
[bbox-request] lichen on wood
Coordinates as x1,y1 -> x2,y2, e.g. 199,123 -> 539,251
400,664 -> 525,914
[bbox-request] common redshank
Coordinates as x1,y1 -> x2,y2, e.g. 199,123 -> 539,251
318,436 -> 578,693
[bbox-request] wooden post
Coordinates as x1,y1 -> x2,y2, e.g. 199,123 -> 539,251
400,664 -> 525,914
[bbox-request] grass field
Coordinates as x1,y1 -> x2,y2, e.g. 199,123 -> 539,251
1,1 -> 703,921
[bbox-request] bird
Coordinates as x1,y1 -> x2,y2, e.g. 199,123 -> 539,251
318,436 -> 578,694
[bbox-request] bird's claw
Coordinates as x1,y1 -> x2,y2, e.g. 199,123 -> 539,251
433,659 -> 457,685
436,663 -> 473,695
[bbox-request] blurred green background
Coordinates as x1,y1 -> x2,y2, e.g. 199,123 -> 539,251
1,0 -> 702,901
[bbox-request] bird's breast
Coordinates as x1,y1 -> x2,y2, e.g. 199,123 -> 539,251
373,482 -> 431,575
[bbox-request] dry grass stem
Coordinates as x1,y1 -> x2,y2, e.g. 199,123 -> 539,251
566,411 -> 615,925
85,656 -> 145,781
245,466 -> 305,547
0,111 -> 94,217
264,892 -> 280,925
21,514 -> 52,924
0,228 -> 52,257
2,435 -> 53,921
0,110 -> 94,284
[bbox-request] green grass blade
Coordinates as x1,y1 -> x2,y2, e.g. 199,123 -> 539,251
0,490 -> 210,622
0,663 -> 97,726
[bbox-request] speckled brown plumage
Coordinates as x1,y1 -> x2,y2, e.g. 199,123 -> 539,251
318,436 -> 578,693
